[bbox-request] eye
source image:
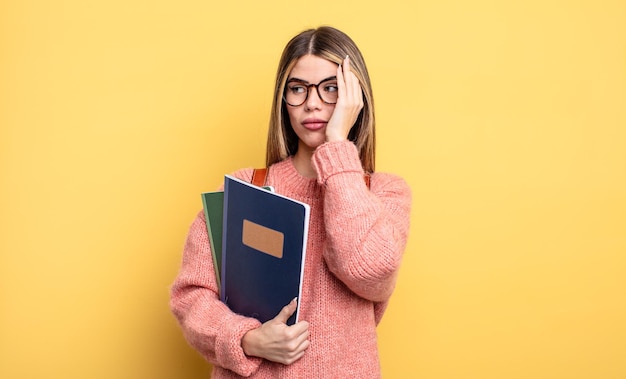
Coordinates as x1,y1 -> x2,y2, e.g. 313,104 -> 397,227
288,84 -> 307,94
322,82 -> 338,93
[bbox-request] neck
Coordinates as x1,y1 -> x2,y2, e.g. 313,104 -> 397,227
293,146 -> 317,178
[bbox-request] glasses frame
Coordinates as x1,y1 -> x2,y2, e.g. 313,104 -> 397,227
283,76 -> 338,107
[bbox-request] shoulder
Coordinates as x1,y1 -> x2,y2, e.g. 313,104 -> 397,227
226,167 -> 255,183
370,171 -> 412,198
217,164 -> 287,189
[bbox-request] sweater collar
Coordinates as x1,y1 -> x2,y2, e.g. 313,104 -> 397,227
273,156 -> 321,200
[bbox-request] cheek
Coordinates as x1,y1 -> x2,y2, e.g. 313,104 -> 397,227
326,105 -> 336,118
286,107 -> 300,127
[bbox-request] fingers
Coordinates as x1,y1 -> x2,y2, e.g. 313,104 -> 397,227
281,334 -> 310,365
336,58 -> 346,99
340,57 -> 357,92
274,298 -> 309,364
274,297 -> 298,324
343,56 -> 363,108
278,321 -> 310,364
336,56 -> 350,102
343,55 -> 353,93
336,56 -> 363,113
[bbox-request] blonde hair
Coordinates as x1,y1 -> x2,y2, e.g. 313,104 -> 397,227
266,26 -> 376,173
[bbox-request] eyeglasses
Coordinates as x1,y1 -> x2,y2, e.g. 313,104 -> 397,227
283,76 -> 338,107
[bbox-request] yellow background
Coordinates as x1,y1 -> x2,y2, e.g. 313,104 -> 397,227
1,0 -> 625,378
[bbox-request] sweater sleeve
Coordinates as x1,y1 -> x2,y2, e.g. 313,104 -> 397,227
312,140 -> 412,302
170,210 -> 263,377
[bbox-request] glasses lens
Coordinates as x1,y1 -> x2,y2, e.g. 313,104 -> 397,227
285,82 -> 307,106
317,79 -> 338,104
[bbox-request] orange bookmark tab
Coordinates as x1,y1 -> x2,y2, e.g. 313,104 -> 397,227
242,219 -> 284,259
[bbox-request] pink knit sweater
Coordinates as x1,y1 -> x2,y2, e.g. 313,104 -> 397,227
170,141 -> 411,378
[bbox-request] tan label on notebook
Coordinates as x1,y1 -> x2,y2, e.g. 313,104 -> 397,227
242,219 -> 284,259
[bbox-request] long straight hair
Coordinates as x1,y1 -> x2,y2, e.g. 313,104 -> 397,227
266,26 -> 376,173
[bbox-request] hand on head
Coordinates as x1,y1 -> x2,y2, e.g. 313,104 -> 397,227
325,55 -> 364,143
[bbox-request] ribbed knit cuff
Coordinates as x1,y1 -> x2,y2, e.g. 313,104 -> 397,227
215,315 -> 263,376
312,141 -> 364,185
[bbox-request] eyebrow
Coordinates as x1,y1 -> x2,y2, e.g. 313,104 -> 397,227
286,75 -> 337,84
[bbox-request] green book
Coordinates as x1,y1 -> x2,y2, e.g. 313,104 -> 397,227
201,191 -> 224,291
201,186 -> 273,292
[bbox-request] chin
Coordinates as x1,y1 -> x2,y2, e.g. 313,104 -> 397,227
298,136 -> 326,153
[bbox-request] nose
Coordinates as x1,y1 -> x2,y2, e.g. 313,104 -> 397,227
304,85 -> 322,110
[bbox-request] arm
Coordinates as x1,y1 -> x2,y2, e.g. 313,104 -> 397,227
171,173 -> 311,372
312,141 -> 412,302
170,212 -> 263,376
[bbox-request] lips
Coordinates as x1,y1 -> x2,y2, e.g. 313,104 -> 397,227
302,118 -> 327,131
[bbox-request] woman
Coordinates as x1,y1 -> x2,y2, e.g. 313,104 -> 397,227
170,26 -> 411,378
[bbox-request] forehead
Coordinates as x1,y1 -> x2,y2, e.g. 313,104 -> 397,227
288,55 -> 338,82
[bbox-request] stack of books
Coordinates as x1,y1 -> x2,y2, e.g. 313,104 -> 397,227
201,175 -> 310,326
